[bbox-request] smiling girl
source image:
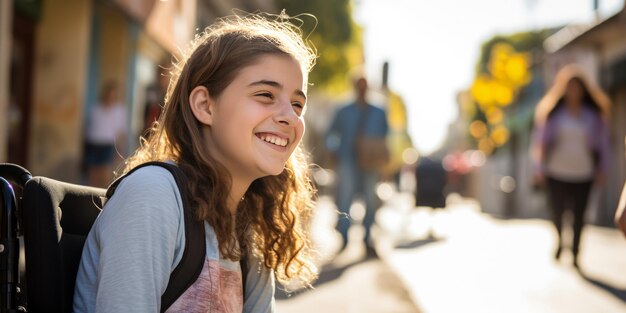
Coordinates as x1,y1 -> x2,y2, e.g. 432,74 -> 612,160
74,13 -> 318,312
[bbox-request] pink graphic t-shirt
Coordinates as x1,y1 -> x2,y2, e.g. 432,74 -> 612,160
166,258 -> 243,313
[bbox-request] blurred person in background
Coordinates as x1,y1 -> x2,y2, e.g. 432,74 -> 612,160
143,64 -> 169,136
325,76 -> 389,258
84,81 -> 127,188
143,84 -> 163,136
531,64 -> 611,269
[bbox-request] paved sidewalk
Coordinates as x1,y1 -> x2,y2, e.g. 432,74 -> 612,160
377,192 -> 626,313
275,256 -> 420,313
275,196 -> 421,313
276,190 -> 626,312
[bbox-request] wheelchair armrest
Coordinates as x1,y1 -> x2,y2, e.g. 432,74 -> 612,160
0,164 -> 32,187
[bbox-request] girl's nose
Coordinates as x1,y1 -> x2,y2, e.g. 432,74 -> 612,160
274,100 -> 299,126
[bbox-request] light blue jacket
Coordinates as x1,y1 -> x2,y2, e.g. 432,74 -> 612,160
73,165 -> 275,312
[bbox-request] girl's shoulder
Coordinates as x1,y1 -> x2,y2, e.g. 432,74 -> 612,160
115,165 -> 180,195
93,164 -> 186,255
545,106 -> 566,123
102,165 -> 184,222
581,105 -> 602,118
577,105 -> 607,128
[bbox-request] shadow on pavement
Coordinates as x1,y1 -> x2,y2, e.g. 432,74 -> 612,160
394,235 -> 444,250
580,271 -> 626,303
275,255 -> 422,313
275,257 -> 372,300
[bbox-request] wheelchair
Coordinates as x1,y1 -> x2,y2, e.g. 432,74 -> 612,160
0,163 -> 105,313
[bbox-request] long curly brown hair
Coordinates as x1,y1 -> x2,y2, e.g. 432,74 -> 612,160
121,13 -> 318,286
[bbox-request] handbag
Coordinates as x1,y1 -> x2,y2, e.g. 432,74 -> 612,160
355,106 -> 390,171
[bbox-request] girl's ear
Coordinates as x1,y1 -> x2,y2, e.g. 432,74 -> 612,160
189,86 -> 215,126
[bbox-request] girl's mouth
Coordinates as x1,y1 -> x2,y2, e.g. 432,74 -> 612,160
256,133 -> 288,147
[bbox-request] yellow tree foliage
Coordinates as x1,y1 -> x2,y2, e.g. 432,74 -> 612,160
468,42 -> 532,154
382,90 -> 413,177
387,92 -> 408,131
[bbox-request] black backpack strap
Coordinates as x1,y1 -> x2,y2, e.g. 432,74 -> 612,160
106,161 -> 206,312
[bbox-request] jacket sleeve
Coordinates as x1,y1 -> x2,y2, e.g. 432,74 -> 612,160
531,112 -> 559,177
530,123 -> 546,177
592,114 -> 611,175
242,255 -> 276,313
91,167 -> 184,312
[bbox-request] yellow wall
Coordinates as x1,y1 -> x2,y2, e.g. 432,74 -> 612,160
29,0 -> 92,181
146,0 -> 195,57
99,4 -> 130,97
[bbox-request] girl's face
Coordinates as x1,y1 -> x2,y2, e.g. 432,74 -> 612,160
564,78 -> 584,105
103,86 -> 119,106
202,54 -> 306,184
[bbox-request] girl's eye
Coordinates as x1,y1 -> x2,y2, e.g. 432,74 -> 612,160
292,102 -> 305,115
256,92 -> 274,100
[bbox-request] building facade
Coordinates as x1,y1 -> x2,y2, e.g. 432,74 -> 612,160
0,0 -> 198,182
1,0 -> 275,183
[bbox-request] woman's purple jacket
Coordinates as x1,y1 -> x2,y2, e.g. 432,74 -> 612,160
532,105 -> 610,178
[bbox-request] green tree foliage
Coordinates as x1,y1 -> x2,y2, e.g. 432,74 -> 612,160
275,0 -> 362,92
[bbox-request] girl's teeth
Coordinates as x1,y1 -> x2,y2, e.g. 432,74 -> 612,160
260,135 -> 287,147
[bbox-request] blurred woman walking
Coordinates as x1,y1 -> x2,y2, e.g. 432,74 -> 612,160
532,64 -> 611,270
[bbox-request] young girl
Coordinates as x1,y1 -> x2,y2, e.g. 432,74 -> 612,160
74,13 -> 318,312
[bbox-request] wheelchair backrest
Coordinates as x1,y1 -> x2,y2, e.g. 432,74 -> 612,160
22,177 -> 104,313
